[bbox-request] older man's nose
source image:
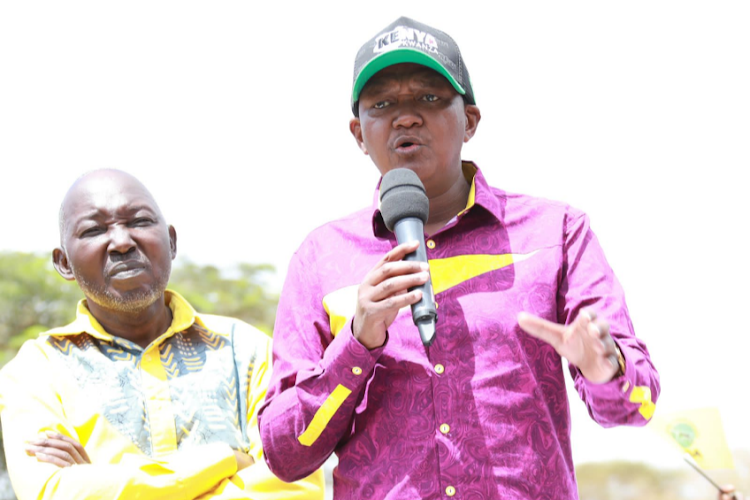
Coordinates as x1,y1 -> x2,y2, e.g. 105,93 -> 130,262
107,225 -> 137,255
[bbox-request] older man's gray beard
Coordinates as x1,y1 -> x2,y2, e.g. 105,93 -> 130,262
72,266 -> 170,314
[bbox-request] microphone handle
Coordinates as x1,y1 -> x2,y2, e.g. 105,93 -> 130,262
393,218 -> 437,346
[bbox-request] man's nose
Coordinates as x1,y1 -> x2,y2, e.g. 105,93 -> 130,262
107,225 -> 137,255
392,102 -> 423,129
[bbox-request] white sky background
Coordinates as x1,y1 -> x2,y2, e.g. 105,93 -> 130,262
1,1 -> 749,473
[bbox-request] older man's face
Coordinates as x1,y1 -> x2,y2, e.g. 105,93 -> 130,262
54,171 -> 176,313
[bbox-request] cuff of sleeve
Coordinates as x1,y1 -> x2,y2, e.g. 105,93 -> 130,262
574,342 -> 655,421
321,319 -> 384,388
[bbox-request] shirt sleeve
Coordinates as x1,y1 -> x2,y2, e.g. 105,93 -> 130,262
0,341 -> 238,500
557,209 -> 660,427
258,244 -> 384,483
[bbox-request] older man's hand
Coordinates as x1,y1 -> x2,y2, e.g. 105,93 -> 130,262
233,450 -> 255,471
25,431 -> 91,467
518,310 -> 621,383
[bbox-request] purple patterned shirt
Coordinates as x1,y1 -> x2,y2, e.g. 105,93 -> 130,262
260,163 -> 659,500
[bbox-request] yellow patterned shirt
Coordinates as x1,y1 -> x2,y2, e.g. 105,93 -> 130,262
0,290 -> 324,500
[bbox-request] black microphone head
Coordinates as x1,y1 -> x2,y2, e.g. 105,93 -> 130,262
379,168 -> 429,231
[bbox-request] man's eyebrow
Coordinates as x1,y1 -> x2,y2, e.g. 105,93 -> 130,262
70,206 -> 158,225
72,210 -> 103,223
361,79 -> 392,96
127,205 -> 158,215
363,72 -> 451,97
411,72 -> 450,87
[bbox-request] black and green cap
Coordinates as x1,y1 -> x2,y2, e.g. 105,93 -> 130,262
351,16 -> 475,116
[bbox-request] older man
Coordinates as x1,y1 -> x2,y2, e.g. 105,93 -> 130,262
259,17 -> 660,500
0,169 -> 323,499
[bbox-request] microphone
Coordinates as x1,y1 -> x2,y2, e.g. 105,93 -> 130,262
379,168 -> 437,347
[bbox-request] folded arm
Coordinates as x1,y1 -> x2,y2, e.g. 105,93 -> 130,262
0,341 -> 241,500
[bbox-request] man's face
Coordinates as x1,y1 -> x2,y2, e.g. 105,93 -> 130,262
350,63 -> 480,196
54,171 -> 176,313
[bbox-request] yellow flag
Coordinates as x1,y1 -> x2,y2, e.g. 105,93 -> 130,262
649,407 -> 735,470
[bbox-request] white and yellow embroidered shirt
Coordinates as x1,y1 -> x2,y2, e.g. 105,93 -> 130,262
0,290 -> 323,500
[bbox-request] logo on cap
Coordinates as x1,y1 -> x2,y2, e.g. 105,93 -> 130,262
374,26 -> 439,55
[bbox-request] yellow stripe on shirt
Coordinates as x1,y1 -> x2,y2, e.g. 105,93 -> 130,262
298,385 -> 352,447
629,385 -> 656,421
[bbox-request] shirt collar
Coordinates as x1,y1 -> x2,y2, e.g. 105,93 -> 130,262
44,290 -> 203,342
371,161 -> 504,237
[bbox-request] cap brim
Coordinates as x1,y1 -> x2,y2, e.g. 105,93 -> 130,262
352,48 -> 466,105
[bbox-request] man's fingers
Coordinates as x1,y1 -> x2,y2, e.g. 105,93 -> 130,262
370,272 -> 429,302
517,312 -> 566,347
34,451 -> 74,468
370,289 -> 423,313
381,241 -> 420,264
76,440 -> 91,463
368,259 -> 428,287
587,322 -> 614,352
25,445 -> 75,467
367,241 -> 423,286
47,432 -> 91,463
28,432 -> 90,465
580,309 -> 597,322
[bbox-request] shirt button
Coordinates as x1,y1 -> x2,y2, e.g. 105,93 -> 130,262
435,301 -> 439,309
445,486 -> 456,497
352,366 -> 363,375
440,423 -> 450,434
426,239 -> 436,249
621,381 -> 630,393
434,364 -> 445,374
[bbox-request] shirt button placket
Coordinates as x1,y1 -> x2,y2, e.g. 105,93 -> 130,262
433,351 -> 454,497
427,237 -> 454,499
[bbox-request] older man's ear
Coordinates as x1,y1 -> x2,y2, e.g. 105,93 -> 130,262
52,248 -> 75,281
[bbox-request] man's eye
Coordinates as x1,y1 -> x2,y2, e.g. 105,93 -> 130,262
373,101 -> 390,109
80,227 -> 103,237
132,218 -> 153,227
422,94 -> 439,102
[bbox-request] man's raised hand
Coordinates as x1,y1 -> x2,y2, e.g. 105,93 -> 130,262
518,310 -> 621,383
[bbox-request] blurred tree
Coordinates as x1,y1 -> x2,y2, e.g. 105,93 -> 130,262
168,258 -> 278,335
0,252 -> 81,367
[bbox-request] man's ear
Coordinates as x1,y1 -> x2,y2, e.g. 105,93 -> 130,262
168,225 -> 177,260
349,118 -> 368,155
52,248 -> 75,281
463,104 -> 481,143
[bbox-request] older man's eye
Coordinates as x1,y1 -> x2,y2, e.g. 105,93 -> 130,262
80,227 -> 103,237
132,218 -> 153,227
373,101 -> 390,109
422,94 -> 439,102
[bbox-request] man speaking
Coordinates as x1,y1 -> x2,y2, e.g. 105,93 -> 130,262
259,17 -> 660,499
